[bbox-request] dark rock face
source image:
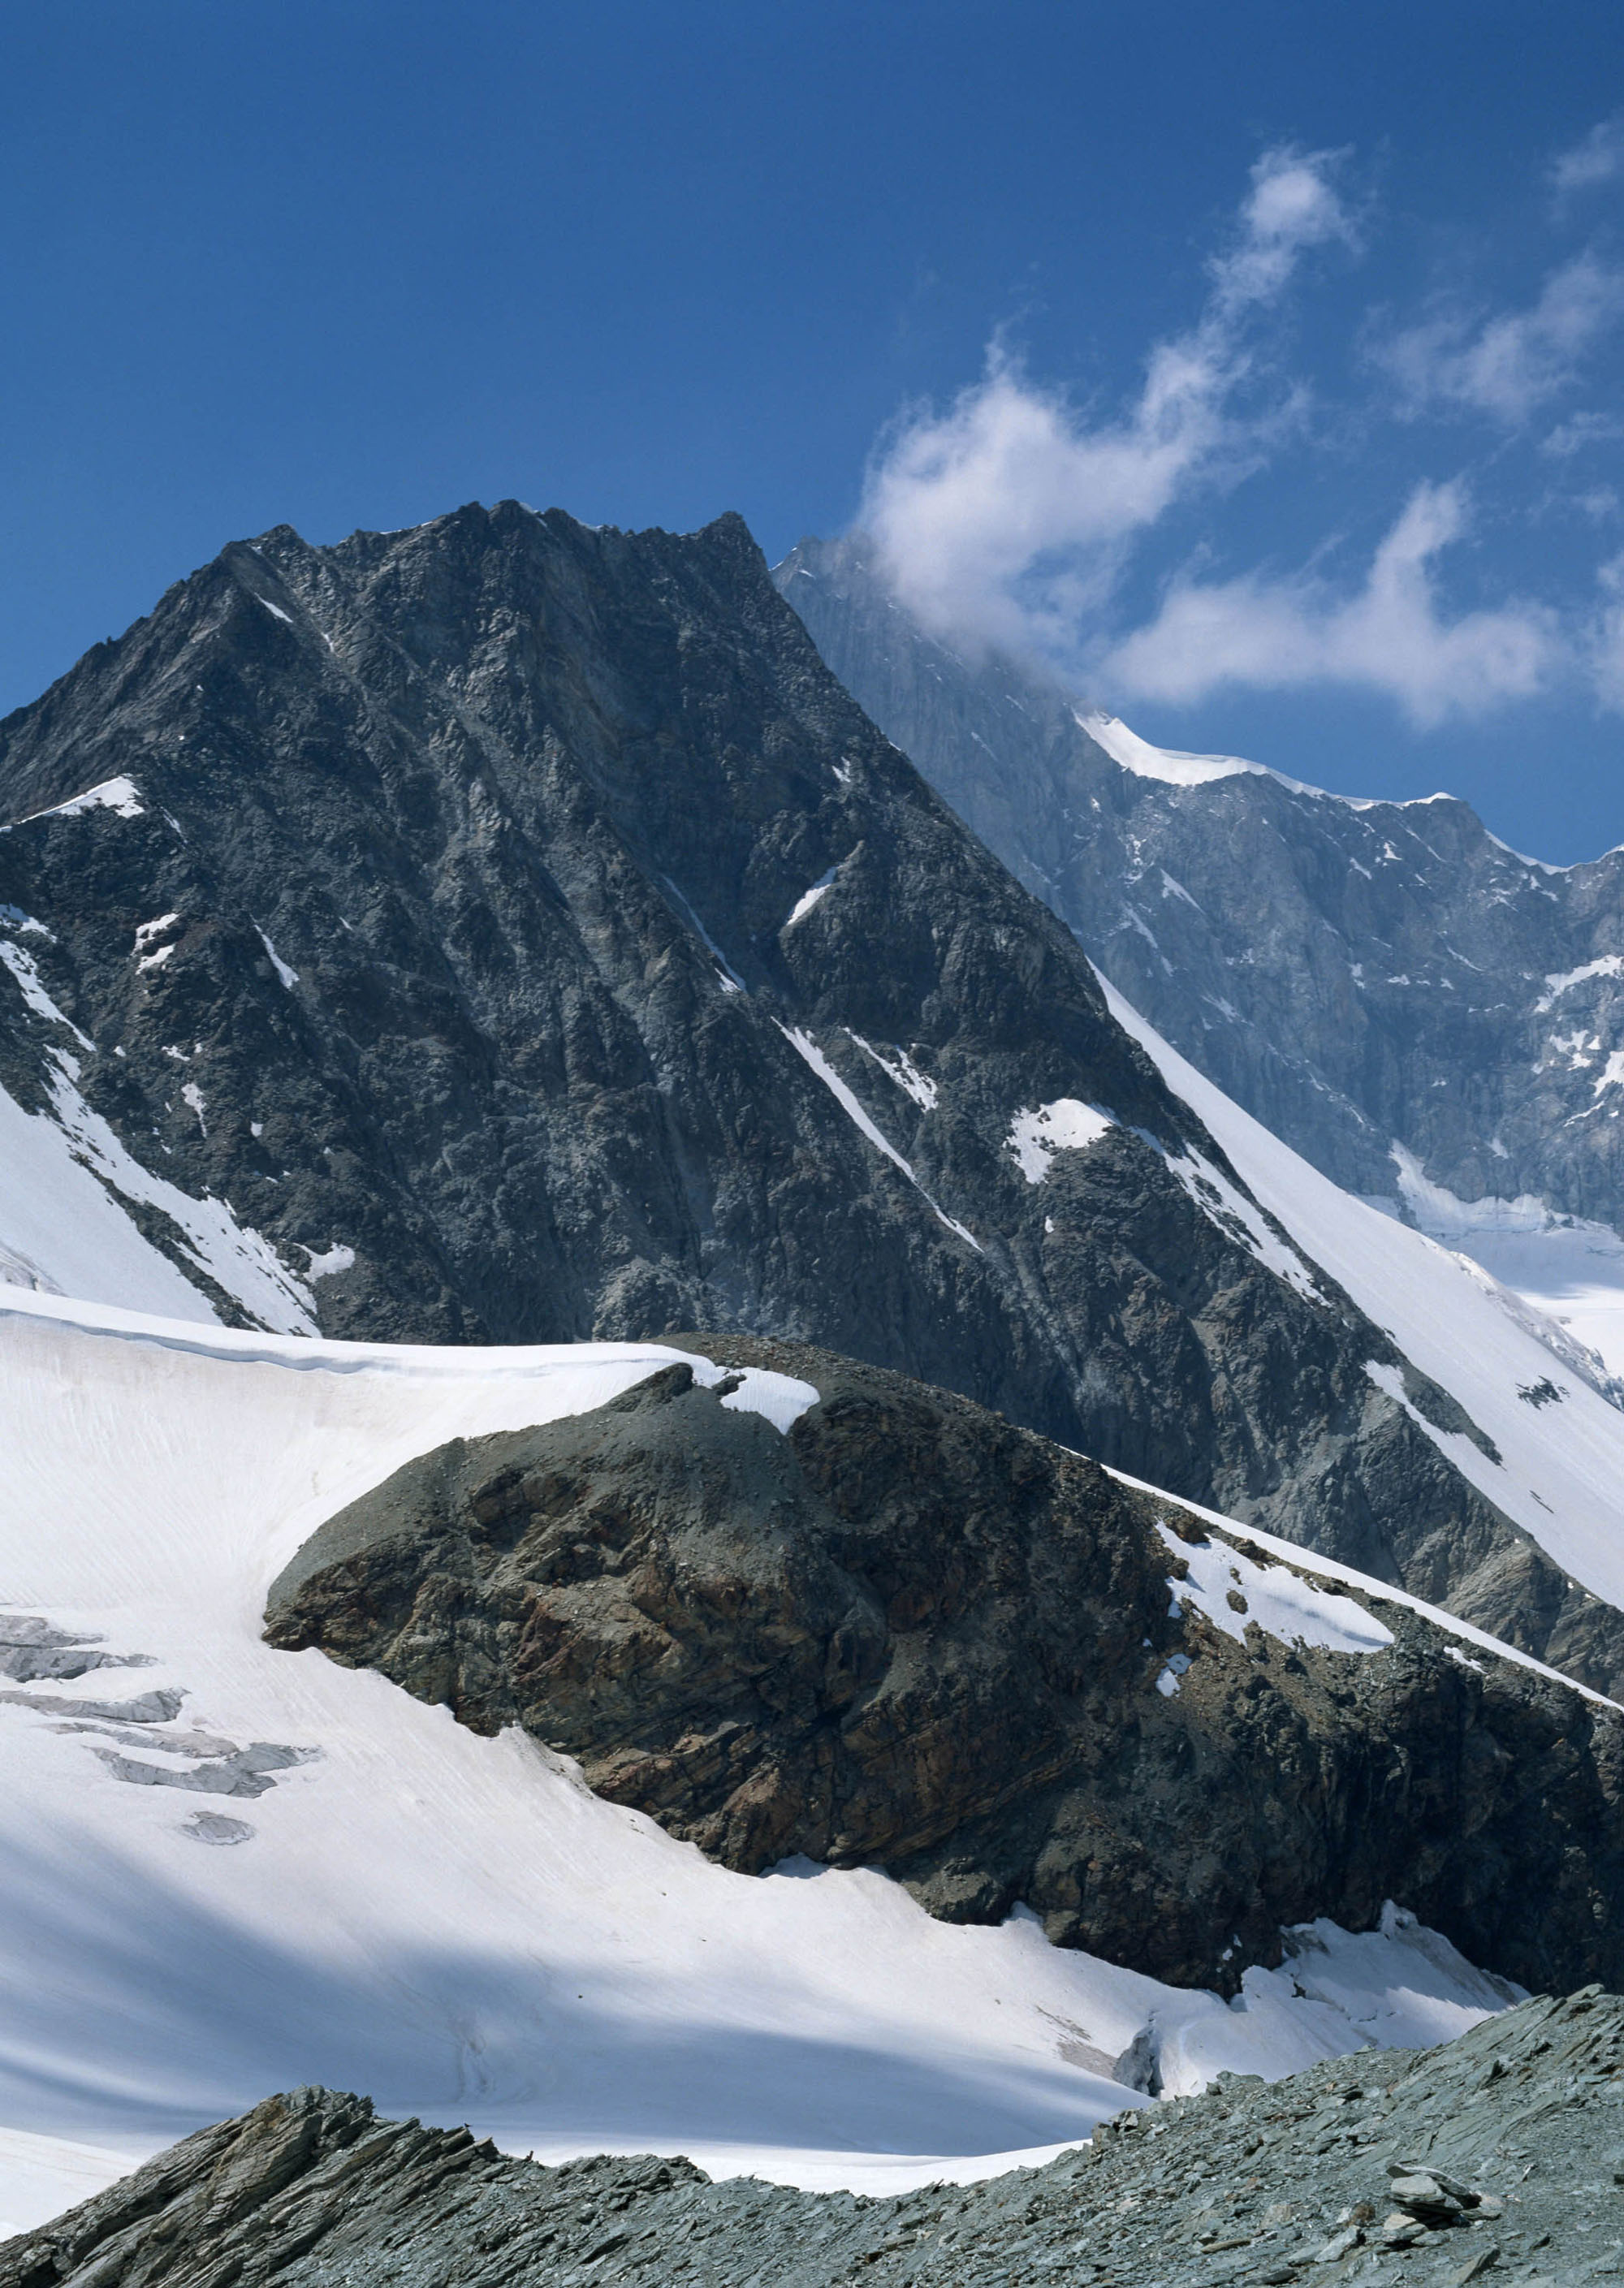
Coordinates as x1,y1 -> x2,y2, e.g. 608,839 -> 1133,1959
266,1348 -> 1624,1996
776,533 -> 1624,1235
0,499 -> 1605,1677
10,1991 -> 1624,2287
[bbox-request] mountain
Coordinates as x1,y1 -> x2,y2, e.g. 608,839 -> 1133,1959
6,503 -> 1622,1685
775,535 -> 1624,1374
0,1287 -> 1536,2220
13,1992 -> 1618,2288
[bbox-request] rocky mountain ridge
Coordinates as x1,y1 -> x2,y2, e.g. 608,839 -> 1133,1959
2,502 -> 1613,1683
775,534 -> 1624,1256
6,1987 -> 1622,2287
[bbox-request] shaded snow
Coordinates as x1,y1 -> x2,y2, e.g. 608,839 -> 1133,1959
660,876 -> 746,994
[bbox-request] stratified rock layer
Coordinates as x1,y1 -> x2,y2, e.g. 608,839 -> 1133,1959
266,1345 -> 1624,1995
9,1988 -> 1624,2286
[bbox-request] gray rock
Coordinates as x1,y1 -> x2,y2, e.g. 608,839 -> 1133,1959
11,1988 -> 1624,2288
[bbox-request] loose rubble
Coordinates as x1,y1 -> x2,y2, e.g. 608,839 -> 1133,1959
8,1986 -> 1624,2286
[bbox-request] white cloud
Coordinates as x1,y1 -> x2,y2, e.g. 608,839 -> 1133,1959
1102,482 -> 1561,726
1376,255 -> 1624,424
1542,409 -> 1624,458
860,146 -> 1352,653
1209,144 -> 1358,310
1552,115 -> 1624,201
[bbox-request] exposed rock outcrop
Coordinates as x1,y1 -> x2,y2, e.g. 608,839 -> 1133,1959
266,1345 -> 1624,1995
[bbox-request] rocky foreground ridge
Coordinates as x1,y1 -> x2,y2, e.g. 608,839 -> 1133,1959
1,502 -> 1617,1690
266,1345 -> 1624,1996
10,1988 -> 1624,2287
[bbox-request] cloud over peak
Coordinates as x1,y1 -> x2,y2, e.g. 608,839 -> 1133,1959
1103,482 -> 1560,725
861,146 -> 1352,656
855,137 -> 1624,731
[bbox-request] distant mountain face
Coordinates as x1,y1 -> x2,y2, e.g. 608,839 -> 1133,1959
775,536 -> 1624,1263
1,499 -> 1621,1687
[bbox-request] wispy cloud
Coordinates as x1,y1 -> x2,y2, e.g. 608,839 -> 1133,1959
859,140 -> 1624,727
1100,482 -> 1561,725
1375,254 -> 1624,424
1589,555 -> 1624,708
860,146 -> 1354,654
1542,409 -> 1624,458
1552,114 -> 1624,203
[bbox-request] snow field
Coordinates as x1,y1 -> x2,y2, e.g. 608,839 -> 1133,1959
0,1292 -> 1517,2227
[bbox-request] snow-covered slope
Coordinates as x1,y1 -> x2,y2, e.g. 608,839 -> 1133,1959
0,1290 -> 1519,2230
1100,973 -> 1624,1618
1376,1146 -> 1624,1386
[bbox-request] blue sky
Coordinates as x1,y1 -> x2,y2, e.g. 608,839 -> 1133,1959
3,1 -> 1622,859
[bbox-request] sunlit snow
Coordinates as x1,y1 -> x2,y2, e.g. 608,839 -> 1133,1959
1157,1521 -> 1394,1656
10,777 -> 145,827
1007,1100 -> 1114,1183
786,868 -> 837,926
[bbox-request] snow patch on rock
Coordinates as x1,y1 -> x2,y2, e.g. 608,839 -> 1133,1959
1008,1101 -> 1114,1183
11,777 -> 145,827
1158,1521 -> 1395,1656
1164,1144 -> 1328,1304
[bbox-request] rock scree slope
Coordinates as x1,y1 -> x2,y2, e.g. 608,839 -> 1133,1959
8,1986 -> 1624,2288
